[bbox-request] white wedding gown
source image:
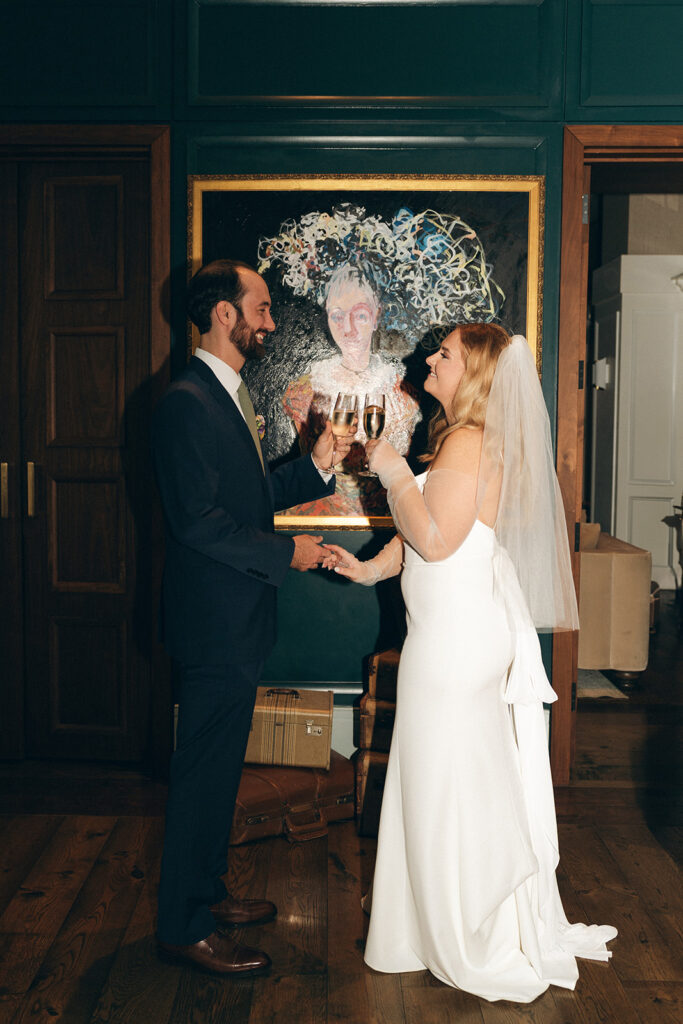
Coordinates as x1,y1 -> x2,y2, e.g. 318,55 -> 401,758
364,474 -> 617,1003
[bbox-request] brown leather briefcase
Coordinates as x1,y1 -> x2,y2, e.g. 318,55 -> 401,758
354,749 -> 390,838
367,648 -> 400,702
359,693 -> 395,753
230,750 -> 355,845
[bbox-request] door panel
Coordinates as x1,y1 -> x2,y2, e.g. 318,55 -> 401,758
51,619 -> 125,726
45,175 -> 124,298
20,158 -> 152,760
48,327 -> 125,446
51,472 -> 125,590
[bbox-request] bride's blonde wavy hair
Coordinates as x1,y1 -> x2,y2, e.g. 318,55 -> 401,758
420,322 -> 511,463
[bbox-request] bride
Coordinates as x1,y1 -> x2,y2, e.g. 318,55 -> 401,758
324,323 -> 616,1003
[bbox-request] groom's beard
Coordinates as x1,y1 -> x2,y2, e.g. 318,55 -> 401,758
231,307 -> 266,361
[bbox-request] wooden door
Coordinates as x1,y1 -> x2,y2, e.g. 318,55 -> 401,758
553,141 -> 591,783
19,158 -> 155,760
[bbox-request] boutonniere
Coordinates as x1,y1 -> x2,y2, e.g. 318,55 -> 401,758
255,414 -> 266,440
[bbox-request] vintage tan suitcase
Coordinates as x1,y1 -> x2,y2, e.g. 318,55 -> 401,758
244,687 -> 333,769
359,693 -> 395,753
367,648 -> 400,702
354,749 -> 389,838
230,750 -> 355,845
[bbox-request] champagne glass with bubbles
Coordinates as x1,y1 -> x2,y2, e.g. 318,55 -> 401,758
330,393 -> 358,474
360,392 -> 386,475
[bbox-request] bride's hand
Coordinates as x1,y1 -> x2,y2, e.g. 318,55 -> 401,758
366,437 -> 403,479
323,544 -> 380,586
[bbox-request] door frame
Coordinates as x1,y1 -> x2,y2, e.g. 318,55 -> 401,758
0,125 -> 171,770
551,125 -> 683,784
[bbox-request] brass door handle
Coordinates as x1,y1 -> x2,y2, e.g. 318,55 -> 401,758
27,461 -> 35,517
1,463 -> 7,519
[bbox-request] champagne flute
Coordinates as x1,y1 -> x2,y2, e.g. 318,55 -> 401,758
360,392 -> 386,476
330,392 -> 358,474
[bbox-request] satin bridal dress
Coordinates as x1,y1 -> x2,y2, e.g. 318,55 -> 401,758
363,473 -> 617,1004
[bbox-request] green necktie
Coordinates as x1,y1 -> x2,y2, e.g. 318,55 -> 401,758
237,381 -> 265,473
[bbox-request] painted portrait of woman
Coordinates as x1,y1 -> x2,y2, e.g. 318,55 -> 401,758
279,264 -> 419,516
257,202 -> 504,517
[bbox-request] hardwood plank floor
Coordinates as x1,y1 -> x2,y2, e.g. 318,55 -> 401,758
0,816 -> 63,918
623,981 -> 683,1024
0,811 -> 678,1024
0,594 -> 679,1022
0,817 -> 116,1020
12,816 -> 151,1024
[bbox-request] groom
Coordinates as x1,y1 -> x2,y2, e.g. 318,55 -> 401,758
152,259 -> 349,975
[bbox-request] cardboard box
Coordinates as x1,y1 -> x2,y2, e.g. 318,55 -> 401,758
244,687 -> 333,769
578,525 -> 652,672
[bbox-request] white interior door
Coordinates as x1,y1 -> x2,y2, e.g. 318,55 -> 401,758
593,255 -> 683,589
616,286 -> 682,588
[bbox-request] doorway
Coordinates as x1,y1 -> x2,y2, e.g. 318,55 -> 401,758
0,127 -> 171,767
553,126 -> 683,784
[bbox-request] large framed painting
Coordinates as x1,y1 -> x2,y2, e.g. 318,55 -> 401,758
188,175 -> 545,529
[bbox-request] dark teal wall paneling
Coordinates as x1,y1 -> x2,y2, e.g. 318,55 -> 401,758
4,2 -> 683,124
187,124 -> 552,174
262,531 -> 405,682
565,0 -> 683,121
183,0 -> 565,119
0,0 -> 172,120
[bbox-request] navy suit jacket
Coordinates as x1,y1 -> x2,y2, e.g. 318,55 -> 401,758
152,356 -> 335,664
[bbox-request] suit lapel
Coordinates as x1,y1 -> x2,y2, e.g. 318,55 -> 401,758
188,357 -> 272,503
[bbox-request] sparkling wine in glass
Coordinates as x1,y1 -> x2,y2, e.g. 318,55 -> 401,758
330,393 -> 358,473
360,392 -> 386,475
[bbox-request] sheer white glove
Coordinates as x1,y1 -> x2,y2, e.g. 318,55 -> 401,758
368,434 -> 482,563
324,534 -> 404,586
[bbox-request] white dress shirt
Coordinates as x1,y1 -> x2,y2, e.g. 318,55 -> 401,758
194,347 -> 244,417
194,347 -> 333,482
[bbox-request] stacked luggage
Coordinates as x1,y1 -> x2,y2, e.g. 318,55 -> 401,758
355,648 -> 400,837
228,686 -> 355,845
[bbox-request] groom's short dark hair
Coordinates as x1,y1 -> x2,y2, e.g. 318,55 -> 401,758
187,258 -> 257,335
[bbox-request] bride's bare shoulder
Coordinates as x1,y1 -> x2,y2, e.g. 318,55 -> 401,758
432,427 -> 483,471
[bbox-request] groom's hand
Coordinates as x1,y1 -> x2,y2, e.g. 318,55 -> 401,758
312,419 -> 356,472
290,534 -> 326,572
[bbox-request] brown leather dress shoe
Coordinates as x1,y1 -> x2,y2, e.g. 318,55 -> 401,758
158,931 -> 271,975
211,894 -> 277,928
